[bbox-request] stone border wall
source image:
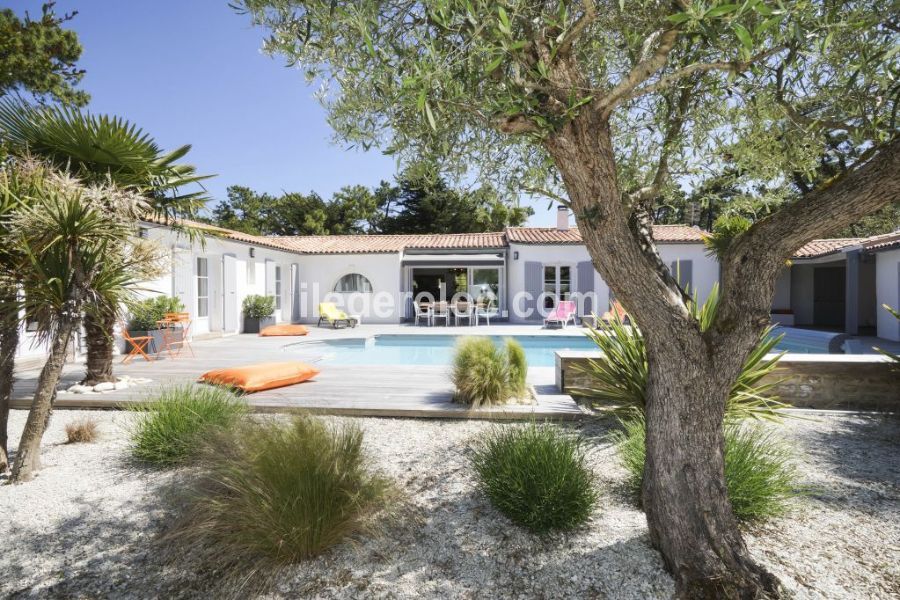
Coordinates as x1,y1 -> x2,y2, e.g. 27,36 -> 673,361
556,352 -> 899,412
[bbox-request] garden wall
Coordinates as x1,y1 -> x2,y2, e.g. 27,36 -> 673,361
555,352 -> 899,412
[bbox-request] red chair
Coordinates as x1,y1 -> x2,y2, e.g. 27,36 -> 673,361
160,314 -> 194,358
120,323 -> 156,364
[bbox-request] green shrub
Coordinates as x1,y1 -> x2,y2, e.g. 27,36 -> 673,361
505,338 -> 527,397
611,416 -> 801,522
573,284 -> 789,422
129,385 -> 246,466
470,423 -> 598,533
242,294 -> 275,319
163,416 -> 393,589
127,296 -> 184,331
451,337 -> 529,407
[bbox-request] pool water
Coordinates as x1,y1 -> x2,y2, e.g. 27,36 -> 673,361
286,330 -> 828,367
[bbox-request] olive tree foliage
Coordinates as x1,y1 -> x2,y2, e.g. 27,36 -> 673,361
236,0 -> 897,217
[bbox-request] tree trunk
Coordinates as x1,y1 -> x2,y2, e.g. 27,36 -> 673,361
82,311 -> 116,386
642,330 -> 780,598
9,319 -> 75,483
543,109 -> 781,597
0,287 -> 18,473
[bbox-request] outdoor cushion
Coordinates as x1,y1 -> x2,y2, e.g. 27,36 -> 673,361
199,361 -> 320,393
259,324 -> 310,337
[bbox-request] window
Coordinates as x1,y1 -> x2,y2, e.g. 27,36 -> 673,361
196,257 -> 209,318
471,268 -> 499,305
333,273 -> 373,293
247,261 -> 256,285
274,265 -> 282,310
543,265 -> 572,309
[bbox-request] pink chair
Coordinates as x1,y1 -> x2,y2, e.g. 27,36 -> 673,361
544,300 -> 577,328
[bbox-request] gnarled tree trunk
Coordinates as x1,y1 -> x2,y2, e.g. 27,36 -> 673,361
544,110 -> 783,597
10,316 -> 76,483
82,311 -> 116,386
0,286 -> 19,472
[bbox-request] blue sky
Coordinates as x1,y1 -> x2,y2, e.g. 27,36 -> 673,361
7,0 -> 557,226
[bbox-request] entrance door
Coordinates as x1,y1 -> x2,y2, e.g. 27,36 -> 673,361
813,266 -> 845,328
222,254 -> 237,333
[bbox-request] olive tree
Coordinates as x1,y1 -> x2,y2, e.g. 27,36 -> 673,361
235,0 -> 899,596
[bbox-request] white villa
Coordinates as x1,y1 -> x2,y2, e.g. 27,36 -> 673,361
12,206 -> 900,363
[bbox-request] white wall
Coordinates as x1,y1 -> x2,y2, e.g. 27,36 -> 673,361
507,242 -> 717,323
140,224 -> 300,335
875,249 -> 900,341
296,253 -> 403,324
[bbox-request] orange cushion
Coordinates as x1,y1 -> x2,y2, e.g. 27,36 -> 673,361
199,362 -> 319,393
259,324 -> 310,337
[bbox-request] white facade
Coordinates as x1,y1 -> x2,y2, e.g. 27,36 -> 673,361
875,248 -> 900,341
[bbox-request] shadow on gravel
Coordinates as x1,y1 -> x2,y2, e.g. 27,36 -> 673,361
801,414 -> 900,486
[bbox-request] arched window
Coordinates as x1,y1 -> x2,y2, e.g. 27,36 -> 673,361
333,273 -> 373,293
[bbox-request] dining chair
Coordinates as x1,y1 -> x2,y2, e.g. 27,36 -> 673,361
161,314 -> 194,358
431,301 -> 450,326
452,302 -> 474,326
413,302 -> 432,326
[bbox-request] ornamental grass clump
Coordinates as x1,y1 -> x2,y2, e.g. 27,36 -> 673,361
451,337 -> 529,407
470,423 -> 598,534
129,385 -> 246,467
163,415 -> 394,592
64,417 -> 98,443
612,416 -> 801,522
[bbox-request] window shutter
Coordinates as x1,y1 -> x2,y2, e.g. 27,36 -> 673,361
524,261 -> 542,321
577,261 -> 595,316
670,260 -> 694,293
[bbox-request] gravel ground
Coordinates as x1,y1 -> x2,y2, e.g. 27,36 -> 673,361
1,409 -> 898,599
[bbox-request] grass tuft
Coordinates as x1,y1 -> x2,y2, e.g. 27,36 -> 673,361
64,417 -> 98,443
470,423 -> 598,533
611,416 -> 802,522
163,415 -> 394,592
451,337 -> 529,407
129,385 -> 246,467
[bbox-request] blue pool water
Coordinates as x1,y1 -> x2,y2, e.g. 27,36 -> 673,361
286,330 -> 830,367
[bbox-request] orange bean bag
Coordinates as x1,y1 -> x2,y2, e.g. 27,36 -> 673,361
259,324 -> 310,337
199,361 -> 319,393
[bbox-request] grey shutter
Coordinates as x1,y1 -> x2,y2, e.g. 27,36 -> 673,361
291,263 -> 301,323
577,261 -> 594,316
670,260 -> 693,293
524,261 -> 542,321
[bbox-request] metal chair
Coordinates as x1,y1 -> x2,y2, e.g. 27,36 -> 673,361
120,323 -> 156,364
413,302 -> 432,326
160,314 -> 194,358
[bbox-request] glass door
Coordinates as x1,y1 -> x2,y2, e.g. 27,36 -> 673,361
543,265 -> 572,309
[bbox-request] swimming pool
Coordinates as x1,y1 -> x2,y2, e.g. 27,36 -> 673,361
285,329 -> 833,367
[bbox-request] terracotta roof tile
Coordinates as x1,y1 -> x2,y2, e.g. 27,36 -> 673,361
793,238 -> 863,258
505,224 -> 707,244
140,215 -> 294,251
861,230 -> 900,252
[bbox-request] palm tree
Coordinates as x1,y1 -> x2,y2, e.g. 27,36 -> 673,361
0,158 -> 52,472
0,98 -> 210,385
7,170 -> 139,482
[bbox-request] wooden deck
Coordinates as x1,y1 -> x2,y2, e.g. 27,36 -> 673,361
10,326 -> 585,420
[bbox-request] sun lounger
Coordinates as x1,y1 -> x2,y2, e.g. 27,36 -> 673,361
544,300 -> 577,328
317,302 -> 357,328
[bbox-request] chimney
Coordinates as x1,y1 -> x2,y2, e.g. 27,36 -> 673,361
556,205 -> 570,231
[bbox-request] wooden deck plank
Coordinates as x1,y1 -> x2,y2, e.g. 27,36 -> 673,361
10,328 -> 585,420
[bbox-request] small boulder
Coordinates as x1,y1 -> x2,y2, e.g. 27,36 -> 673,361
113,381 -> 129,391
68,384 -> 93,394
93,381 -> 115,392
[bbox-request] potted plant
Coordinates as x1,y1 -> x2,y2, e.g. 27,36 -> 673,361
243,294 -> 276,333
126,296 -> 185,353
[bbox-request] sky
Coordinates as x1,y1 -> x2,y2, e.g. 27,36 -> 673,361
6,0 -> 558,226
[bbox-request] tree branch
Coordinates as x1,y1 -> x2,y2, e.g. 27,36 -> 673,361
597,28 -> 680,117
713,136 -> 900,336
556,0 -> 597,56
624,45 -> 788,101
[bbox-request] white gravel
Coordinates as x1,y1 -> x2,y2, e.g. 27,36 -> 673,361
1,409 -> 898,599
